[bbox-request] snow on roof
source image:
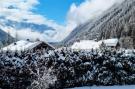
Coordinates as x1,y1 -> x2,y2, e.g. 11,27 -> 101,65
2,40 -> 43,51
71,40 -> 100,50
71,38 -> 119,50
102,38 -> 119,47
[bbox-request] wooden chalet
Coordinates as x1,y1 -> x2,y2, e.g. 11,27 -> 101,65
101,38 -> 120,49
29,41 -> 55,52
2,40 -> 55,52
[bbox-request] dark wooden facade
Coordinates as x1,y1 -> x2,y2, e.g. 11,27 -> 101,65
30,41 -> 55,52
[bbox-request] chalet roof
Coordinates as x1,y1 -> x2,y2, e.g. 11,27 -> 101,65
71,40 -> 100,50
71,38 -> 119,50
103,38 -> 119,47
2,40 -> 55,51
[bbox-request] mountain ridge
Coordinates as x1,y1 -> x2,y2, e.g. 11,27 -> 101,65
62,0 -> 135,48
0,28 -> 14,46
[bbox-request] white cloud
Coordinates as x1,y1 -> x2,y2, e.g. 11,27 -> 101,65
0,26 -> 51,42
12,29 -> 46,41
0,0 -> 65,42
0,0 -> 124,42
62,0 -> 124,39
67,0 -> 124,27
0,0 -> 59,26
0,25 -> 43,41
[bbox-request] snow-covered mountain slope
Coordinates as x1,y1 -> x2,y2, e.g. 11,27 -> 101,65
63,0 -> 135,48
0,28 -> 14,46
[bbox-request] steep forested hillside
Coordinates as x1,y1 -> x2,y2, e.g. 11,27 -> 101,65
63,0 -> 135,48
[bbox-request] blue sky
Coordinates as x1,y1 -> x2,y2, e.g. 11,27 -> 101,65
33,0 -> 84,24
0,0 -> 122,42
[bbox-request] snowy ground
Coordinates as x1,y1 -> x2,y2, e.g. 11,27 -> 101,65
67,85 -> 135,89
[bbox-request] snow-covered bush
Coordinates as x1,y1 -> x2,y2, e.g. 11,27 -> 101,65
0,48 -> 135,89
30,68 -> 57,89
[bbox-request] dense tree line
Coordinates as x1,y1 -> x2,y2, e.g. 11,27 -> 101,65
0,48 -> 135,89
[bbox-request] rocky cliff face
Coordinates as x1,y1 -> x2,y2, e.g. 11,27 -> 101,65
63,0 -> 135,48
